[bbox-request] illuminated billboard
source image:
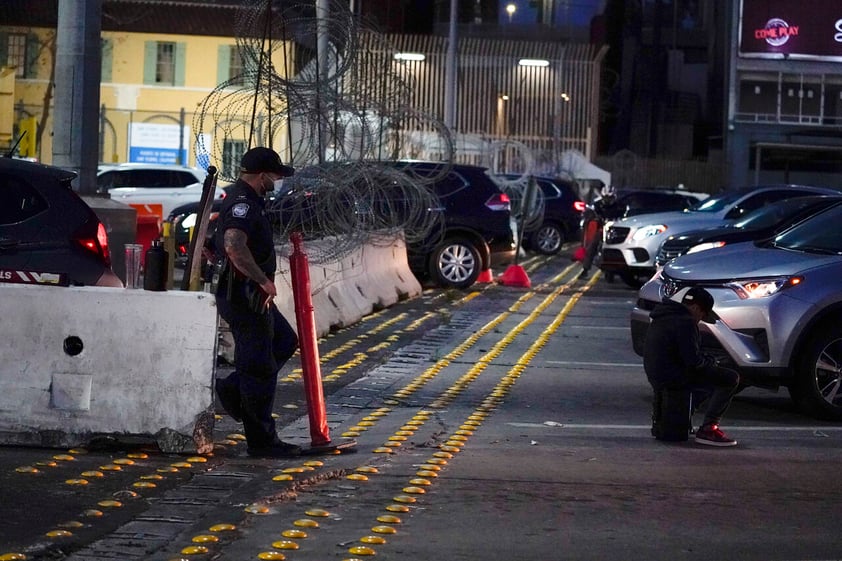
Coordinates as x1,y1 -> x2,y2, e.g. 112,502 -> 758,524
739,0 -> 842,61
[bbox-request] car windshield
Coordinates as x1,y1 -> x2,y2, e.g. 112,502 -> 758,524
771,203 -> 842,255
731,197 -> 824,230
686,190 -> 744,213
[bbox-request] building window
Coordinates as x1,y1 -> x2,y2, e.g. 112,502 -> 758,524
737,79 -> 777,120
156,42 -> 176,85
144,41 -> 185,86
222,140 -> 246,179
101,38 -> 113,82
218,45 -> 249,86
229,46 -> 246,86
6,33 -> 27,78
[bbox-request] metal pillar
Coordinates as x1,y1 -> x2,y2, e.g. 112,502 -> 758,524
53,0 -> 102,194
444,0 -> 458,130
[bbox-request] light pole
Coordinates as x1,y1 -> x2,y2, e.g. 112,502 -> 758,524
444,0 -> 458,130
506,3 -> 516,23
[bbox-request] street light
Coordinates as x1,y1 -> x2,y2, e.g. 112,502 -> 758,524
518,58 -> 550,67
394,52 -> 426,62
506,3 -> 516,23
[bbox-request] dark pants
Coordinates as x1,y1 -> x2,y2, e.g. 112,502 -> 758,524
687,364 -> 740,428
216,296 -> 298,449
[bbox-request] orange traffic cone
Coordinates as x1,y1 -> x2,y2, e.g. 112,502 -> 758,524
499,264 -> 531,288
476,268 -> 494,283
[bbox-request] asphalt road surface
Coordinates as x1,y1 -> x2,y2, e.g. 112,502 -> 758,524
2,250 -> 842,561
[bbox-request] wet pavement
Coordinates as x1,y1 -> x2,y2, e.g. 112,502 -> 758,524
3,251 -> 842,561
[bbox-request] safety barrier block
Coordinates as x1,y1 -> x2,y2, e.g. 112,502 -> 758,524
273,235 -> 420,337
0,285 -> 218,452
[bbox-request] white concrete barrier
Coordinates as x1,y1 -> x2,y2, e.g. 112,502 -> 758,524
0,285 -> 218,452
274,235 -> 422,336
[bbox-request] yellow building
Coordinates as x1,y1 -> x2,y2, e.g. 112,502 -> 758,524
1,1 -> 295,178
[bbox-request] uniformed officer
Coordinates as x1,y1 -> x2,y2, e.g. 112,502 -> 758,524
214,147 -> 301,458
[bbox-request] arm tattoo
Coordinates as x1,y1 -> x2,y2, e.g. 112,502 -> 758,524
223,229 -> 269,284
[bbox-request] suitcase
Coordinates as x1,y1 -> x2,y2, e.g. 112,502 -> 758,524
651,388 -> 691,441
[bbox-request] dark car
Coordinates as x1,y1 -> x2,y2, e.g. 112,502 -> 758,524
167,199 -> 224,266
655,195 -> 842,266
496,174 -> 584,255
613,189 -> 703,217
0,157 -> 122,287
264,161 -> 516,289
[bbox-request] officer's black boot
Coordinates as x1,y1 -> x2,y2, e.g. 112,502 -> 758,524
240,376 -> 300,457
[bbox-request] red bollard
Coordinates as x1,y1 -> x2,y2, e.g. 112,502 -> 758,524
288,231 -> 331,447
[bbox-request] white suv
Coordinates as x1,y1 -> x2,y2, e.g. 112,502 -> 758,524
601,185 -> 838,287
97,163 -> 224,219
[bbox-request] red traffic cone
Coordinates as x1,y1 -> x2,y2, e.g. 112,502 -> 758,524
499,264 -> 531,288
476,268 -> 494,283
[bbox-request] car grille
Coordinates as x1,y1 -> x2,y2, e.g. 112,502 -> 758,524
600,248 -> 626,265
605,226 -> 630,244
655,242 -> 691,266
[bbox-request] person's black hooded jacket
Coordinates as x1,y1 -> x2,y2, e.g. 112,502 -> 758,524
643,299 -> 716,389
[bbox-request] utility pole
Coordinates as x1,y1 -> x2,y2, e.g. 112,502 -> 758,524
444,0 -> 458,130
317,0 -> 330,162
53,0 -> 102,194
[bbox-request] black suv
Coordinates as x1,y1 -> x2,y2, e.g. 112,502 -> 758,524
399,161 -> 516,288
0,158 -> 122,287
263,161 -> 516,289
496,174 -> 584,255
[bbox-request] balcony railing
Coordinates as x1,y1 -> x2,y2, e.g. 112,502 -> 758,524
734,112 -> 842,127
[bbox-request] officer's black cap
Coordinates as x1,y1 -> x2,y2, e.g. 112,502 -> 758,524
240,147 -> 294,177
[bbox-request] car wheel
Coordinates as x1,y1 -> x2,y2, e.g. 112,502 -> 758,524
428,238 -> 481,289
794,323 -> 842,420
533,223 -> 564,255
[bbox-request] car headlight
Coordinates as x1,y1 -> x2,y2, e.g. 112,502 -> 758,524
631,224 -> 667,241
726,276 -> 803,299
686,241 -> 726,254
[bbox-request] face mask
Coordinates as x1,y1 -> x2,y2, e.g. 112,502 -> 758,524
260,174 -> 279,192
272,178 -> 284,192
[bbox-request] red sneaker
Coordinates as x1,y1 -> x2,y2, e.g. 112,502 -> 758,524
694,424 -> 737,447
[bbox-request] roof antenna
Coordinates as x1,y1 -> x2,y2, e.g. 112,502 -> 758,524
5,131 -> 26,158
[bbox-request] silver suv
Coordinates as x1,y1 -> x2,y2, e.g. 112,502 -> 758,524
630,200 -> 842,420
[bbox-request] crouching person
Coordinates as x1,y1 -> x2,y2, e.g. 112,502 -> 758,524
644,287 -> 740,447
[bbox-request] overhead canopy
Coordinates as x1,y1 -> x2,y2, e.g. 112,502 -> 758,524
560,150 -> 611,186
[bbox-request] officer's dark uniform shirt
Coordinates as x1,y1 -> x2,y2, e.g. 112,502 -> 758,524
216,179 -> 276,281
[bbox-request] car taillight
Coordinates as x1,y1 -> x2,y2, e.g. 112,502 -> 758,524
573,200 -> 586,212
97,223 -> 111,265
486,192 -> 511,211
74,222 -> 111,266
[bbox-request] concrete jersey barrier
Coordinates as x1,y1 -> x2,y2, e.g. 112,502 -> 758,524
274,235 -> 422,336
218,235 -> 422,363
0,285 -> 218,452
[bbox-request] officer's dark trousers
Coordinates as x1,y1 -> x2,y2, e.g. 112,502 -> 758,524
216,297 -> 298,449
